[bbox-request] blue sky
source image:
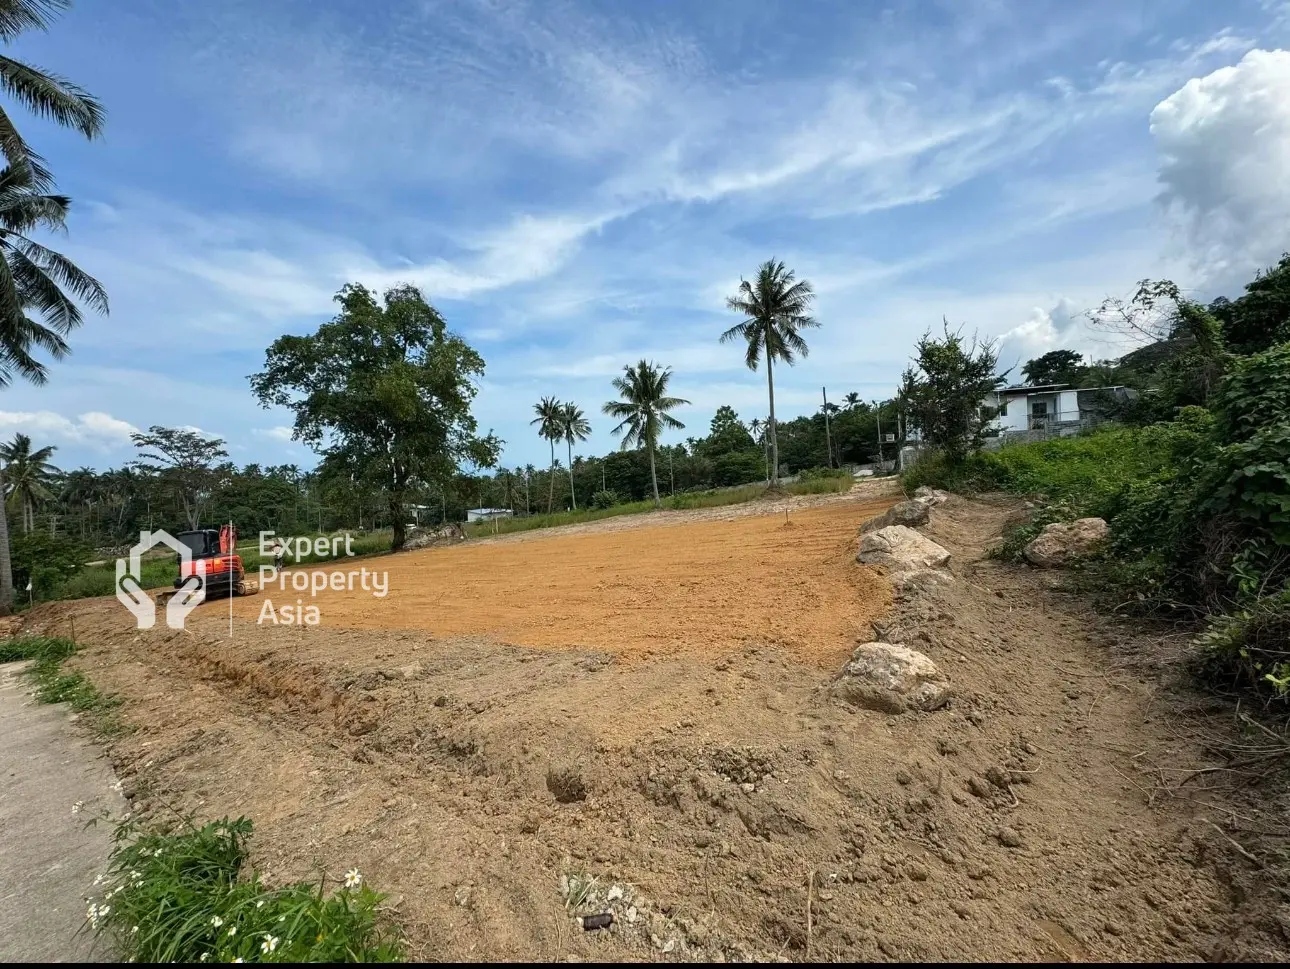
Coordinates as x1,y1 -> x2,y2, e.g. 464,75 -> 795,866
5,0 -> 1290,471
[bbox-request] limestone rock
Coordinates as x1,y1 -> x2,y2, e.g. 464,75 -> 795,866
1023,518 -> 1109,568
857,525 -> 951,572
913,486 -> 950,506
859,499 -> 930,534
892,568 -> 956,596
834,642 -> 951,713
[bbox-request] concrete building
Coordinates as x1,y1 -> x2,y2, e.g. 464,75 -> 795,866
989,383 -> 1138,437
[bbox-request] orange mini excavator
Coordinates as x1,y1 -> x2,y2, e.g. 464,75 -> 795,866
172,524 -> 250,599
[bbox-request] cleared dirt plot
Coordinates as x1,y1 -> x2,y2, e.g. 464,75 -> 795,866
26,487 -> 1287,963
230,494 -> 895,666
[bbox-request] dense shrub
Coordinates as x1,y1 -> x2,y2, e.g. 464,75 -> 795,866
589,489 -> 620,509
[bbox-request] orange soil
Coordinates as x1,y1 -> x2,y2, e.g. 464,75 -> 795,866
220,497 -> 895,668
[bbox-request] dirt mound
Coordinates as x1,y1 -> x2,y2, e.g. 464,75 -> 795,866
23,489 -> 1287,962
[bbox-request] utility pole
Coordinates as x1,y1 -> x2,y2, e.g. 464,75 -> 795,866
874,400 -> 884,472
822,387 -> 834,468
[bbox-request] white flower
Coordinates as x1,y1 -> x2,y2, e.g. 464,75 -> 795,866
255,900 -> 265,909
227,926 -> 237,937
261,934 -> 279,953
343,868 -> 362,889
132,926 -> 138,934
72,800 -> 84,815
210,915 -> 224,928
199,954 -> 208,962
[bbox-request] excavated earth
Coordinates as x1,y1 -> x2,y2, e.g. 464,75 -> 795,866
23,484 -> 1290,962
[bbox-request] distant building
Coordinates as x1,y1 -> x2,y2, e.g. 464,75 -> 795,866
466,507 -> 514,523
988,383 -> 1138,436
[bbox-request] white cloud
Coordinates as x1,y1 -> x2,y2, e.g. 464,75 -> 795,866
253,426 -> 295,442
1151,48 -> 1290,282
0,411 -> 139,449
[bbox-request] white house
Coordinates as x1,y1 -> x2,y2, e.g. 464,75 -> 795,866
988,383 -> 1137,435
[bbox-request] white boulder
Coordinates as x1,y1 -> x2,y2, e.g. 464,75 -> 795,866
834,642 -> 951,713
1024,518 -> 1109,568
857,525 -> 951,572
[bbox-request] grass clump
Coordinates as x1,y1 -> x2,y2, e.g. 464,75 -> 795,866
2,635 -> 125,735
87,815 -> 401,963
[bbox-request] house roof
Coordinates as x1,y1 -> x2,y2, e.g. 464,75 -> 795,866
998,383 -> 1070,395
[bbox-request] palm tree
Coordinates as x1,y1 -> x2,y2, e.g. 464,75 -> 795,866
0,1 -> 107,610
0,1 -> 104,192
721,259 -> 819,487
559,401 -> 591,510
602,360 -> 688,508
749,417 -> 769,482
843,391 -> 861,410
530,395 -> 563,514
1,431 -> 57,532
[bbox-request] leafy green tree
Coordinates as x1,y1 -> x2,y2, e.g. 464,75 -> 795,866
1209,254 -> 1290,356
1021,349 -> 1085,386
531,395 -> 563,513
0,431 -> 56,532
251,283 -> 500,550
698,404 -> 755,458
722,259 -> 819,487
603,360 -> 688,507
559,401 -> 591,510
130,426 -> 229,531
900,322 -> 1006,461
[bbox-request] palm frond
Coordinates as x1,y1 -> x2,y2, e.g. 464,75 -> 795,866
0,55 -> 104,139
0,1 -> 69,42
3,240 -> 82,332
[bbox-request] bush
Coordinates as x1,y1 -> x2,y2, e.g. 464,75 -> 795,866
88,815 -> 402,963
10,532 -> 91,599
711,451 -> 765,487
589,489 -> 620,509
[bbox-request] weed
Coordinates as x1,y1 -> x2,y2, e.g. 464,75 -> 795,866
87,814 -> 401,963
4,635 -> 127,736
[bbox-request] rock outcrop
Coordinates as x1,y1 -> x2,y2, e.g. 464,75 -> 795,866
857,525 -> 951,572
1023,518 -> 1109,568
834,641 -> 951,713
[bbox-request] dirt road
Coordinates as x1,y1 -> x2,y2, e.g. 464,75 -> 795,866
22,488 -> 1286,962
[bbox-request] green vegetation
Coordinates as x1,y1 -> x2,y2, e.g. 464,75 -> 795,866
251,283 -> 501,552
722,259 -> 820,485
2,634 -> 124,735
602,360 -> 690,507
87,815 -> 400,963
905,261 -> 1290,705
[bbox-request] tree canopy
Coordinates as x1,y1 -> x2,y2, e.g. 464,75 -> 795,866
250,283 -> 499,550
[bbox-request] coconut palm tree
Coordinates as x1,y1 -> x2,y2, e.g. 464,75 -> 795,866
842,391 -> 861,410
530,395 -> 563,514
559,401 -> 591,510
749,417 -> 769,482
602,360 -> 688,508
721,259 -> 818,487
0,0 -> 104,191
0,1 -> 107,611
1,431 -> 57,532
